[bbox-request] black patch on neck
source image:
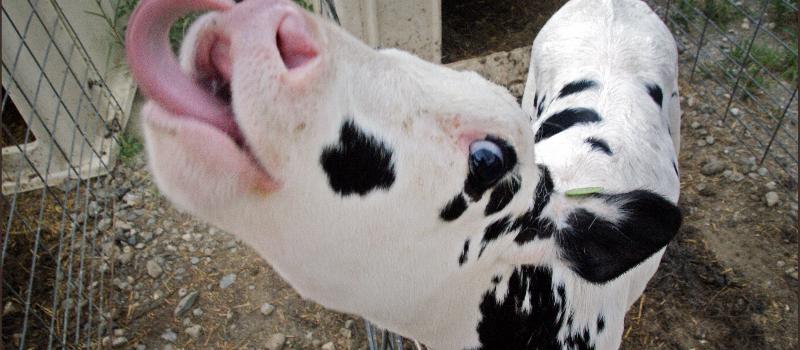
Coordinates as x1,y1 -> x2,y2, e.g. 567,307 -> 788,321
320,119 -> 396,196
441,193 -> 468,221
673,162 -> 679,178
585,137 -> 612,155
557,190 -> 682,283
464,136 -> 518,202
478,216 -> 512,257
646,84 -> 663,108
558,79 -> 597,99
474,266 -> 582,350
458,239 -> 470,266
533,92 -> 538,109
484,172 -> 522,216
513,165 -> 555,244
535,108 -> 601,143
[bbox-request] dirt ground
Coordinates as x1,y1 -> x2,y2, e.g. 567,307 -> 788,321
3,0 -> 798,349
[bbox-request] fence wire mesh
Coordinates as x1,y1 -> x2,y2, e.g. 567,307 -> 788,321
652,0 -> 798,188
2,0 -> 134,348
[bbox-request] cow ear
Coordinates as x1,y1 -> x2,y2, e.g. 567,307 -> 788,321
556,190 -> 682,284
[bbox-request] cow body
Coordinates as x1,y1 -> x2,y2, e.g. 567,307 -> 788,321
126,0 -> 680,349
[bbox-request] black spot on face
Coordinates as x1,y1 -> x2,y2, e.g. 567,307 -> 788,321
484,172 -> 521,216
320,119 -> 396,196
513,165 -> 554,244
464,136 -> 517,201
585,137 -> 612,155
558,79 -> 597,99
491,275 -> 502,285
597,315 -> 605,333
475,266 -> 582,350
458,239 -> 470,266
556,190 -> 682,283
441,193 -> 468,221
478,216 -> 511,257
646,83 -> 663,108
535,108 -> 602,143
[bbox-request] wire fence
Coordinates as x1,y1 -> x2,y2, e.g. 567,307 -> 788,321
2,0 -> 135,348
2,0 -> 797,349
651,0 -> 798,188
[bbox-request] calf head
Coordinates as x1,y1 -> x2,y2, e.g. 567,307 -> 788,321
127,0 -> 681,348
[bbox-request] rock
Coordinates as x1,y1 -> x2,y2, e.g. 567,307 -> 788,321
701,158 -> 726,176
117,246 -> 134,264
696,140 -> 707,147
705,136 -> 715,145
161,329 -> 178,343
766,181 -> 777,190
695,183 -> 715,197
730,171 -> 745,182
777,260 -> 786,268
178,288 -> 188,298
114,329 -> 126,336
339,328 -> 352,338
174,291 -> 199,317
112,336 -> 128,347
344,320 -> 354,329
135,344 -> 146,350
192,308 -> 204,317
757,167 -> 768,176
181,233 -> 192,242
3,301 -> 21,316
190,257 -> 200,265
730,107 -> 741,117
146,259 -> 163,278
219,273 -> 236,289
321,342 -> 336,350
259,303 -> 275,316
185,325 -> 202,339
765,192 -> 780,207
182,317 -> 193,326
265,333 -> 286,350
140,231 -> 154,243
690,121 -> 701,129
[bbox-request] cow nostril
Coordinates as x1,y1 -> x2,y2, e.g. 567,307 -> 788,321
276,11 -> 318,70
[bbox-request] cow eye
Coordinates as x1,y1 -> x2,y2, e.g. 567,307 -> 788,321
469,140 -> 506,184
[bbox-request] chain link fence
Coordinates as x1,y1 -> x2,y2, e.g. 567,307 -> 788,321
652,0 -> 798,188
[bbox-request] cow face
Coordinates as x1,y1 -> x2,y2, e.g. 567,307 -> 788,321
127,0 -> 538,340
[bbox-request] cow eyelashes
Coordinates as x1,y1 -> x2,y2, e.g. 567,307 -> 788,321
469,138 -> 508,185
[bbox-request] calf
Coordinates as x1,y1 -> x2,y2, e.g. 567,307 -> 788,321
126,0 -> 681,349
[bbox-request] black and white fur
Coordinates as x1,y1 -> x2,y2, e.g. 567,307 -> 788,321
129,0 -> 681,348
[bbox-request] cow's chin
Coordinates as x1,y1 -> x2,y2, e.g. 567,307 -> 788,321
142,102 -> 279,217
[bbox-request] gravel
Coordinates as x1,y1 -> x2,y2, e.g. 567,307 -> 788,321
219,273 -> 236,289
260,302 -> 275,316
185,325 -> 202,339
174,291 -> 199,317
146,259 -> 163,278
765,192 -> 780,207
701,158 -> 727,176
265,333 -> 286,350
161,329 -> 178,343
321,342 -> 336,350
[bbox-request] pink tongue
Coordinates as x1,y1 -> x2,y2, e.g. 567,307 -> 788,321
126,0 -> 238,137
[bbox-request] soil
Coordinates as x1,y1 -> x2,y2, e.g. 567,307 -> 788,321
2,1 -> 797,349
